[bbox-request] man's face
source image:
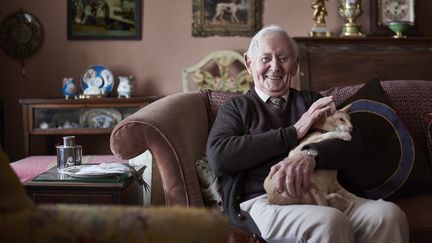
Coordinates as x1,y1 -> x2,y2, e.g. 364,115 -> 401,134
245,32 -> 298,97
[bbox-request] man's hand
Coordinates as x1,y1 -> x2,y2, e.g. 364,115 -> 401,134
268,150 -> 316,198
293,96 -> 334,140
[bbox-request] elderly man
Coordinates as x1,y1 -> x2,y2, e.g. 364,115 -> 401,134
206,25 -> 409,243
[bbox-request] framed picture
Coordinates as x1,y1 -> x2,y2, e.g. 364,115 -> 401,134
192,0 -> 262,37
67,0 -> 142,40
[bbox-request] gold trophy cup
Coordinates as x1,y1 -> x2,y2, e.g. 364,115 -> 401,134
339,0 -> 363,37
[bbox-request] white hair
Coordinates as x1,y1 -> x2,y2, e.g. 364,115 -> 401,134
245,24 -> 298,60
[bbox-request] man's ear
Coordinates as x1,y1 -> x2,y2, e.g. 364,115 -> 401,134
244,53 -> 252,74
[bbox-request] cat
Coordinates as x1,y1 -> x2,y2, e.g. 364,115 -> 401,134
263,104 -> 357,214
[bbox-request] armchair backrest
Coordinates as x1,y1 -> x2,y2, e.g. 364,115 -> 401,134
110,90 -> 240,207
200,89 -> 240,129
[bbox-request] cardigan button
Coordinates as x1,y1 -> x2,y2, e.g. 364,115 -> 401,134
237,213 -> 246,220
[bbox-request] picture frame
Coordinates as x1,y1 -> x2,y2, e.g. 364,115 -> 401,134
67,0 -> 142,40
192,0 -> 262,37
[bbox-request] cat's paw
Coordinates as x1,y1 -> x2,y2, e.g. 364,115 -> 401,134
339,132 -> 352,141
326,193 -> 349,212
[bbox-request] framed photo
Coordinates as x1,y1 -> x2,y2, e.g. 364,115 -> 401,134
369,0 -> 416,36
192,0 -> 262,37
67,0 -> 142,40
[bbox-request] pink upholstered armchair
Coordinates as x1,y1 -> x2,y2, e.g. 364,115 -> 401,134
110,90 -> 232,206
110,90 -> 257,242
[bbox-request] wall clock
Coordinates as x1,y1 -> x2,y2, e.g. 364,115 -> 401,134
0,11 -> 44,76
369,0 -> 418,36
0,11 -> 44,59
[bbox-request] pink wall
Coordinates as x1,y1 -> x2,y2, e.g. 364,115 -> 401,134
0,0 -> 426,160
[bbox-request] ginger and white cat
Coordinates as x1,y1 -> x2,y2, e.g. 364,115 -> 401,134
264,104 -> 356,214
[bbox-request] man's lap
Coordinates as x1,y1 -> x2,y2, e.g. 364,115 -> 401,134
240,194 -> 408,243
240,194 -> 351,241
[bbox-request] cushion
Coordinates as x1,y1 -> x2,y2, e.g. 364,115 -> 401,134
424,112 -> 432,163
380,81 -> 432,159
195,156 -> 223,209
337,79 -> 432,200
322,80 -> 432,158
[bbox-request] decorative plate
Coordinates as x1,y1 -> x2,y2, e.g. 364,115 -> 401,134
0,11 -> 44,59
61,165 -> 120,178
79,108 -> 122,128
80,65 -> 114,97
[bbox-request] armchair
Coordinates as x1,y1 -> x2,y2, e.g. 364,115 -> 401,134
111,90 -> 238,207
110,90 -> 259,242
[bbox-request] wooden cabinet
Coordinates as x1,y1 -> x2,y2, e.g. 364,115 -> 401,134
294,37 -> 432,91
20,97 -> 160,156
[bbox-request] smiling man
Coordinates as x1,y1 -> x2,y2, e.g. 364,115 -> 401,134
206,25 -> 408,243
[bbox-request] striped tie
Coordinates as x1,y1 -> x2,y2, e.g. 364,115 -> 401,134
269,96 -> 285,110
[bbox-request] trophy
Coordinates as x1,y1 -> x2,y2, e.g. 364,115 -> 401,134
339,0 -> 363,37
309,0 -> 331,37
388,21 -> 414,38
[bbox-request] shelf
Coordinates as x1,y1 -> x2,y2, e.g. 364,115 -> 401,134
30,128 -> 113,135
20,96 -> 161,156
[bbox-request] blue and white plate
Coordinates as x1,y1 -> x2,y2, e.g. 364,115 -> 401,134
80,65 -> 114,97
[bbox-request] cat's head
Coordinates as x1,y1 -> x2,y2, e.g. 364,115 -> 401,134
314,104 -> 353,133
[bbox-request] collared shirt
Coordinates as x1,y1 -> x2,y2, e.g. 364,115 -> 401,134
254,87 -> 289,103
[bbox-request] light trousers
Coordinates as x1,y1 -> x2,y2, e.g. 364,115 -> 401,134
240,194 -> 409,243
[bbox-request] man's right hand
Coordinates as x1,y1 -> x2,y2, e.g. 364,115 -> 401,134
293,96 -> 334,140
268,150 -> 316,198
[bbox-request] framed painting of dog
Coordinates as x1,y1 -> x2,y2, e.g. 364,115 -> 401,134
67,0 -> 142,40
192,0 -> 262,37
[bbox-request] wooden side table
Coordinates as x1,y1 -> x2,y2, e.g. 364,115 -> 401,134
24,165 -> 145,205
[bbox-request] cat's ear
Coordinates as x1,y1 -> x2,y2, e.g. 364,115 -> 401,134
339,103 -> 352,113
325,102 -> 336,117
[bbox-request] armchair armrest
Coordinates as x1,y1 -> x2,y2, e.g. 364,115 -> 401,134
1,205 -> 229,242
110,92 -> 210,206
